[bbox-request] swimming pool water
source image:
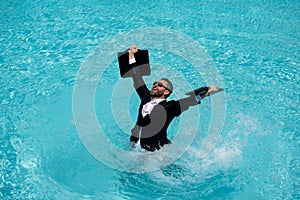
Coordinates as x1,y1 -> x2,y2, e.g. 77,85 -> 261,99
1,0 -> 299,199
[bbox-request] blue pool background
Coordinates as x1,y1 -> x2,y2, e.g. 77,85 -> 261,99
1,0 -> 299,199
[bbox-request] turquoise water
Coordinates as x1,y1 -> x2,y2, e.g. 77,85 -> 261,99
1,0 -> 299,199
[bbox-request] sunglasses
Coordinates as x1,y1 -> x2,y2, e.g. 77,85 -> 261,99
153,81 -> 171,91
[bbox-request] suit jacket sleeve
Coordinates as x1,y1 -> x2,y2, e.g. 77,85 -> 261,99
167,96 -> 200,117
132,66 -> 150,101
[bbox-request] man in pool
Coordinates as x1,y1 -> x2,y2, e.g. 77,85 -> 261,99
125,45 -> 223,151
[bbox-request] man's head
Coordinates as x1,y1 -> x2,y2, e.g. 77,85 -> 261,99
150,78 -> 173,99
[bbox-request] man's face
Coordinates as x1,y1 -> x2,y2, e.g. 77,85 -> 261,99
150,79 -> 170,98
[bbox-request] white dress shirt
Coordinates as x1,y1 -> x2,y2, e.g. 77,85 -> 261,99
142,98 -> 165,117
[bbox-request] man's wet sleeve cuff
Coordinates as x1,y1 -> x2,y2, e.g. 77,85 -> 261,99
195,95 -> 202,103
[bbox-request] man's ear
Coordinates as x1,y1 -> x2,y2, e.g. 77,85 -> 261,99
164,90 -> 170,96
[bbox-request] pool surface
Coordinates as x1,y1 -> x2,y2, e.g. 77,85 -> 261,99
1,0 -> 299,199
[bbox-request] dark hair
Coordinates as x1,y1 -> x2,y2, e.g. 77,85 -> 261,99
161,78 -> 173,98
160,78 -> 173,92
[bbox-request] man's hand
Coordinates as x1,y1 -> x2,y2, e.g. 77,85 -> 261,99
128,45 -> 138,60
129,45 -> 138,54
202,85 -> 224,98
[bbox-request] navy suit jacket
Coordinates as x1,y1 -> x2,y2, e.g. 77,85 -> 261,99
130,71 -> 200,151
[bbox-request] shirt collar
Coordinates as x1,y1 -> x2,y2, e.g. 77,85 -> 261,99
150,98 -> 165,104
